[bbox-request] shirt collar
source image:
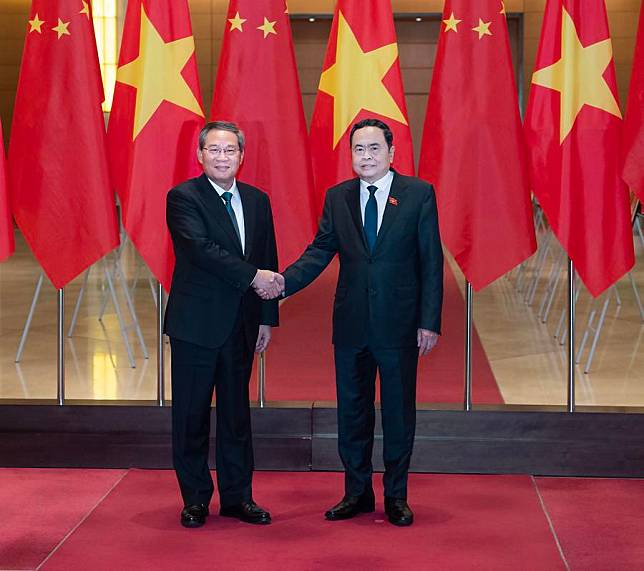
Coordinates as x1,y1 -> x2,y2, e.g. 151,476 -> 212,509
360,169 -> 394,192
207,177 -> 238,199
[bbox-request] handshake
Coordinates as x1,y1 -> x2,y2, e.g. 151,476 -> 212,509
252,269 -> 285,300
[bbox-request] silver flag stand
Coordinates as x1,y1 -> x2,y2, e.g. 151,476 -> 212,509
57,288 -> 64,406
464,281 -> 473,411
156,281 -> 165,407
258,352 -> 266,408
567,258 -> 576,413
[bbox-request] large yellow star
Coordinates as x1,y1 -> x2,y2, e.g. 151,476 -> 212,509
28,13 -> 44,33
116,7 -> 204,141
319,11 -> 407,148
52,18 -> 71,39
443,12 -> 461,33
80,1 -> 90,19
257,17 -> 277,38
532,7 -> 621,143
228,11 -> 246,32
472,19 -> 492,39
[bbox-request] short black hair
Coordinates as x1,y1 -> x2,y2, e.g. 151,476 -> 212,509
349,118 -> 394,149
198,121 -> 245,152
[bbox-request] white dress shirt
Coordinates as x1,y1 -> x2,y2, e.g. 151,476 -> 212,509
359,169 -> 394,233
208,178 -> 246,254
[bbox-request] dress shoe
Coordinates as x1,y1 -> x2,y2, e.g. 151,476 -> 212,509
180,504 -> 209,528
384,497 -> 414,526
324,491 -> 376,521
219,500 -> 271,524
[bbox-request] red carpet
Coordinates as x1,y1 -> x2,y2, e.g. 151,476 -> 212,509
0,468 -> 125,570
41,471 -> 562,570
250,259 -> 503,404
534,477 -> 644,570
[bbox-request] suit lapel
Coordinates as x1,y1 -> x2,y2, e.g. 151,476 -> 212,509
195,174 -> 244,256
373,171 -> 406,252
345,179 -> 369,252
238,182 -> 255,260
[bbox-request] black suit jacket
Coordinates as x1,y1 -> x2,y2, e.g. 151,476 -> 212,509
283,171 -> 443,349
164,173 -> 279,349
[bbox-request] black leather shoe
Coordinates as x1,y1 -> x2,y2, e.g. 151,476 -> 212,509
324,491 -> 376,521
219,500 -> 271,524
180,504 -> 209,528
384,497 -> 414,526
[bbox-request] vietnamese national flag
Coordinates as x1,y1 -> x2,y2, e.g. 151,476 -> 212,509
107,0 -> 204,292
309,0 -> 414,214
211,0 -> 316,267
525,0 -> 634,297
0,118 -> 14,262
419,0 -> 536,290
623,3 -> 644,202
8,0 -> 119,288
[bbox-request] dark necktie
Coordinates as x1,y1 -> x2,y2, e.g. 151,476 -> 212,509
222,191 -> 242,246
364,185 -> 378,252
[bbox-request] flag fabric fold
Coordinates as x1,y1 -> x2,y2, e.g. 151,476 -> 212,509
0,119 -> 14,262
309,0 -> 414,214
8,0 -> 119,287
107,0 -> 204,292
419,0 -> 536,290
623,3 -> 644,202
524,0 -> 634,297
211,0 -> 316,267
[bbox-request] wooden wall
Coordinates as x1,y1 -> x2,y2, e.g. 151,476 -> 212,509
0,0 -> 641,149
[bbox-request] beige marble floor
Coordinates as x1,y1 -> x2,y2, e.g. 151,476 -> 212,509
1,224 -> 643,407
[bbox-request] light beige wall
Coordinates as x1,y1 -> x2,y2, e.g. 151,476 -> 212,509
1,0 -> 641,146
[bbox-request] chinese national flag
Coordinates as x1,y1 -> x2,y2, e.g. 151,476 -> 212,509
8,0 -> 119,288
623,3 -> 644,202
309,0 -> 414,214
525,0 -> 634,297
211,0 -> 316,267
419,1 -> 536,290
0,119 -> 14,261
107,0 -> 204,292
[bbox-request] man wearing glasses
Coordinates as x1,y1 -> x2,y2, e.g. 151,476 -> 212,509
267,118 -> 443,526
165,121 -> 282,528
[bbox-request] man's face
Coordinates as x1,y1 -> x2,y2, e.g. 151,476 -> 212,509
351,126 -> 394,183
197,129 -> 244,190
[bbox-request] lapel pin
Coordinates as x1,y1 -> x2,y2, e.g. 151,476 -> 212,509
388,196 -> 398,206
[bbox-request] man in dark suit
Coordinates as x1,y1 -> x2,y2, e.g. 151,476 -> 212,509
277,118 -> 443,526
164,121 -> 282,528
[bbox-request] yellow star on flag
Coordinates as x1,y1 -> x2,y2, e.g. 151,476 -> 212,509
228,11 -> 246,32
500,2 -> 506,15
257,17 -> 277,38
472,19 -> 492,39
443,12 -> 462,33
28,13 -> 44,33
319,11 -> 408,148
80,1 -> 90,19
116,6 -> 204,140
52,18 -> 71,39
532,7 -> 622,143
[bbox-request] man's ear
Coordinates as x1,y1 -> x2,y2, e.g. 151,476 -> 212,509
389,145 -> 395,164
196,147 -> 204,167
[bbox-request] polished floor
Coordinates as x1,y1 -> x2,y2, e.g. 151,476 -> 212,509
0,220 -> 643,407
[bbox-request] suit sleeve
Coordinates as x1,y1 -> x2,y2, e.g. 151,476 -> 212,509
166,188 -> 257,291
418,185 -> 444,334
260,194 -> 279,327
282,190 -> 338,296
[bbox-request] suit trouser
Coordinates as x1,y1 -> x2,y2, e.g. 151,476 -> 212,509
170,320 -> 255,508
334,344 -> 418,499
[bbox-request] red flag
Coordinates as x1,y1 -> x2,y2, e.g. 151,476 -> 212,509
309,0 -> 414,214
419,1 -> 536,290
8,0 -> 119,288
107,0 -> 204,292
211,0 -> 316,267
525,0 -> 634,297
0,119 -> 14,261
623,3 -> 644,202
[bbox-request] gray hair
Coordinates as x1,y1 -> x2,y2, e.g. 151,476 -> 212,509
198,121 -> 245,152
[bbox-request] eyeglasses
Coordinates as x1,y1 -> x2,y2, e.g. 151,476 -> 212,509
352,144 -> 385,156
202,146 -> 240,158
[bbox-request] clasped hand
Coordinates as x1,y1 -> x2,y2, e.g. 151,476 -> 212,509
252,269 -> 285,300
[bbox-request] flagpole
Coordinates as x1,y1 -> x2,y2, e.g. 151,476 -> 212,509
57,288 -> 65,406
567,259 -> 575,413
258,352 -> 266,409
157,281 -> 165,407
464,281 -> 473,411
